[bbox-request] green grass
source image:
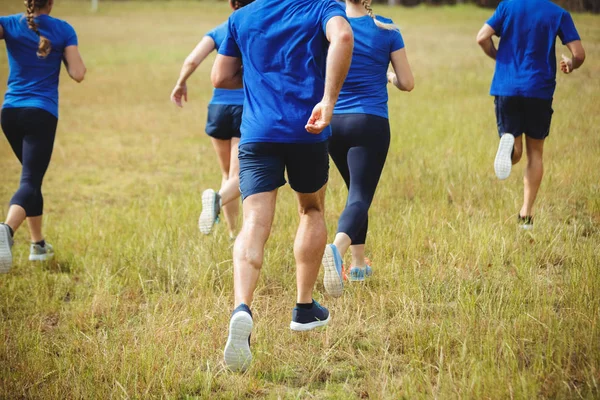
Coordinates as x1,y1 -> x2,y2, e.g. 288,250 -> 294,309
1,2 -> 599,398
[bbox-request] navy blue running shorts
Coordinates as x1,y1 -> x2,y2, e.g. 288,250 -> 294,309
495,96 -> 553,140
238,140 -> 329,200
205,104 -> 242,140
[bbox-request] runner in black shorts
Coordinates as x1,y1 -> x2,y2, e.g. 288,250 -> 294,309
322,0 -> 414,290
171,0 -> 255,239
0,0 -> 86,273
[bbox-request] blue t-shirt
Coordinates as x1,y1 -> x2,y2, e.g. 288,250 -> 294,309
205,21 -> 244,106
0,13 -> 78,118
487,0 -> 580,100
334,16 -> 404,119
219,0 -> 347,145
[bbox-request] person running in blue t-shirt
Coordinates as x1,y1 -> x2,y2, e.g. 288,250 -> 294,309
322,0 -> 413,292
477,0 -> 585,230
171,0 -> 255,239
0,0 -> 86,273
211,0 -> 353,372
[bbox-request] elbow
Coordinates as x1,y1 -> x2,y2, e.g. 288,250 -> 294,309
211,70 -> 226,89
401,79 -> 414,92
574,51 -> 586,66
476,35 -> 486,47
70,67 -> 86,83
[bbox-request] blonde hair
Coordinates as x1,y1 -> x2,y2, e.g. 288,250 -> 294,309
24,0 -> 52,58
356,0 -> 399,31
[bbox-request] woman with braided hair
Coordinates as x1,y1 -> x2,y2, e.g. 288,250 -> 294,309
322,0 -> 414,293
171,0 -> 255,239
0,0 -> 86,273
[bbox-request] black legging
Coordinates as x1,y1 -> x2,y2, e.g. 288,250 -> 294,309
1,108 -> 57,217
329,113 -> 390,245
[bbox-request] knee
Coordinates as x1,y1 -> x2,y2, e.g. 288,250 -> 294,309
347,200 -> 370,218
234,234 -> 264,271
298,203 -> 324,216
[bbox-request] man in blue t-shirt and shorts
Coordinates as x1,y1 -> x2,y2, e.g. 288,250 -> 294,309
477,0 -> 585,229
211,0 -> 353,372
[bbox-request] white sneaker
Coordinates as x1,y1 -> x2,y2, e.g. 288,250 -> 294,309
494,133 -> 515,180
199,189 -> 221,235
322,244 -> 344,297
0,224 -> 13,273
224,308 -> 253,372
29,242 -> 54,261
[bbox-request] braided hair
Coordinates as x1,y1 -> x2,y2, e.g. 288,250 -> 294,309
24,0 -> 52,58
354,0 -> 398,31
230,0 -> 255,10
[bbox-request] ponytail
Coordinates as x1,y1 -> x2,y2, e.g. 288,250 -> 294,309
359,0 -> 399,31
25,0 -> 52,58
230,0 -> 255,11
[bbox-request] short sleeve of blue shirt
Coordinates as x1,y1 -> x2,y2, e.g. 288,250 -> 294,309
218,18 -> 241,58
63,21 -> 78,47
486,2 -> 506,36
558,11 -> 580,45
320,1 -> 347,34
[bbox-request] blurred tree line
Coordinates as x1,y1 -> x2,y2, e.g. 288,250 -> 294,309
382,0 -> 599,12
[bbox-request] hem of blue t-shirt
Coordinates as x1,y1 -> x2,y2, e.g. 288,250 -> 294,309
333,109 -> 389,119
209,99 -> 245,106
561,34 -> 581,45
2,101 -> 58,118
489,91 -> 554,101
239,134 -> 330,146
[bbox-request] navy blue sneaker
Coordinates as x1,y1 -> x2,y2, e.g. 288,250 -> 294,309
224,304 -> 253,372
290,300 -> 330,331
322,244 -> 344,297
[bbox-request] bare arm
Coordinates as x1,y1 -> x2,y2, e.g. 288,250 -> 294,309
476,24 -> 497,60
0,25 -> 4,40
305,16 -> 353,134
63,45 -> 86,83
387,48 -> 414,92
211,55 -> 243,89
560,40 -> 586,74
171,36 -> 216,107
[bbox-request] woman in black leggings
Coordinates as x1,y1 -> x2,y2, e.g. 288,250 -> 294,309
322,0 -> 414,295
0,0 -> 86,273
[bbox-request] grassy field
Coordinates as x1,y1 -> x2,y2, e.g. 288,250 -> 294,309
1,1 -> 599,398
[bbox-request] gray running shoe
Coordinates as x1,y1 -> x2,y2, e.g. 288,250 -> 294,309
0,224 -> 13,273
29,242 -> 54,261
199,189 -> 221,235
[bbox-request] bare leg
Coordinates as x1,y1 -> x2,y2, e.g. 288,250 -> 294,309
5,205 -> 26,234
294,185 -> 327,304
26,216 -> 44,243
233,190 -> 277,307
350,244 -> 366,268
512,135 -> 523,165
332,232 -> 351,260
210,138 -> 241,236
520,136 -> 545,217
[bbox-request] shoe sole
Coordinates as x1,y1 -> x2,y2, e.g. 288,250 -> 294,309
322,246 -> 343,298
29,253 -> 54,262
519,224 -> 534,231
349,275 -> 366,282
224,312 -> 253,372
199,189 -> 218,235
0,226 -> 12,274
494,134 -> 515,180
290,315 -> 331,332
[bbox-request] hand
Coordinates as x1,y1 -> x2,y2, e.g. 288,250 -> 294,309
305,100 -> 334,134
560,54 -> 573,74
171,83 -> 188,107
387,71 -> 397,84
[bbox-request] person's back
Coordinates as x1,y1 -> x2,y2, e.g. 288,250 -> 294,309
489,0 -> 580,100
212,0 -> 353,373
220,0 -> 343,144
335,15 -> 403,118
205,21 -> 244,106
1,13 -> 77,117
